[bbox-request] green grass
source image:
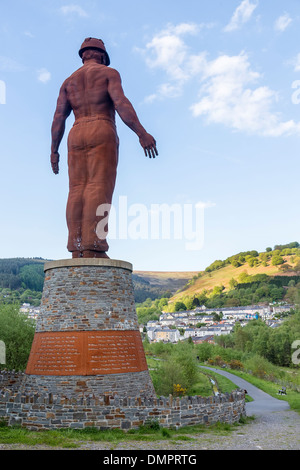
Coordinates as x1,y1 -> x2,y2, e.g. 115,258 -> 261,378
0,418 -> 252,449
199,368 -> 241,393
189,371 -> 214,396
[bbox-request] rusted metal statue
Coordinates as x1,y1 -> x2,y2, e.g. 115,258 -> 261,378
50,38 -> 158,258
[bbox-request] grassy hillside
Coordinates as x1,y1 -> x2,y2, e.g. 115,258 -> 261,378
171,257 -> 296,300
166,242 -> 300,310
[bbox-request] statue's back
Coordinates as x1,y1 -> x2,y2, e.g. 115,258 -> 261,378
65,63 -> 115,121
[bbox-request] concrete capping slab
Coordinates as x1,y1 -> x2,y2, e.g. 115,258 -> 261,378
44,258 -> 133,272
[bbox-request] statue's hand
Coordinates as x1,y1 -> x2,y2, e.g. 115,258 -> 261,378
51,152 -> 60,174
139,132 -> 158,159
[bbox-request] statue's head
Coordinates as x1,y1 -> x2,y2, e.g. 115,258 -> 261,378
78,37 -> 110,66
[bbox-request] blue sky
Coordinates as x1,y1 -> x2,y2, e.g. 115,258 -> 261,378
0,0 -> 300,271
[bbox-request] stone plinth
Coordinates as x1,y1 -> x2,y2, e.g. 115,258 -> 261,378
24,259 -> 155,398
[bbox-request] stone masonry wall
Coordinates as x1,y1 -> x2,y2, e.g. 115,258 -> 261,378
0,384 -> 245,431
21,371 -> 155,397
39,263 -> 138,332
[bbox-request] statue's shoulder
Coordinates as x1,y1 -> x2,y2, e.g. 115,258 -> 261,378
59,67 -> 82,89
68,66 -> 85,79
105,67 -> 121,80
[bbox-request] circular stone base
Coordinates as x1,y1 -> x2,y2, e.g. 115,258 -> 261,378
24,259 -> 155,398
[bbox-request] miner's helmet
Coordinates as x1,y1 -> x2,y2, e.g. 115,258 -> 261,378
78,37 -> 110,66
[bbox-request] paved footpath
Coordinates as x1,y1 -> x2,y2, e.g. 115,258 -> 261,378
1,368 -> 299,451
199,366 -> 290,415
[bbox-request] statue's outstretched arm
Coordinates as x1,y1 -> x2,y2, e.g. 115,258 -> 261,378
108,69 -> 158,158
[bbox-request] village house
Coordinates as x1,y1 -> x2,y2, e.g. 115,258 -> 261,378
145,302 -> 294,344
184,325 -> 233,339
272,304 -> 294,315
19,303 -> 40,320
192,335 -> 215,344
146,326 -> 181,343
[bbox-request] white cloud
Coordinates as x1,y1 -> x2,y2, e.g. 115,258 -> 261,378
139,23 -> 206,102
60,5 -> 88,18
224,0 -> 258,32
37,68 -> 51,84
24,31 -> 34,38
143,23 -> 198,80
190,52 -> 300,137
274,13 -> 292,32
140,23 -> 300,137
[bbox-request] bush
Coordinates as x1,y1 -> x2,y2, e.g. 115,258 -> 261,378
243,354 -> 277,379
228,359 -> 244,370
272,255 -> 284,266
173,383 -> 187,397
152,358 -> 186,396
207,355 -> 227,367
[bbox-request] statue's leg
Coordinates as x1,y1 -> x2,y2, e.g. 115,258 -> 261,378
66,125 -> 87,256
80,120 -> 119,257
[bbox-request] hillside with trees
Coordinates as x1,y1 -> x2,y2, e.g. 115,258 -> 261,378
0,258 -> 46,306
166,242 -> 300,312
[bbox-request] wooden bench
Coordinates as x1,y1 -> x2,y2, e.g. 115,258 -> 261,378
278,386 -> 287,395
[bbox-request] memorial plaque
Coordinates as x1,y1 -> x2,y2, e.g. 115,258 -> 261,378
25,330 -> 147,376
87,331 -> 147,374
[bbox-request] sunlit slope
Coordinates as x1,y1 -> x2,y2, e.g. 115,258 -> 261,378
169,255 -> 299,304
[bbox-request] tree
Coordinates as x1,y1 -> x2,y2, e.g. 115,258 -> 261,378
214,334 -> 235,349
247,257 -> 258,267
272,255 -> 285,266
174,301 -> 187,312
0,304 -> 35,370
158,298 -> 168,310
152,358 -> 186,396
231,259 -> 240,268
183,297 -> 194,310
211,285 -> 225,297
197,292 -> 209,306
233,324 -> 251,352
152,342 -> 199,395
238,271 -> 249,283
212,312 -> 223,322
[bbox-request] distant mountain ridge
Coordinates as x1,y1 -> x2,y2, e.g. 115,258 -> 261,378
0,257 -> 197,304
132,271 -> 198,302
